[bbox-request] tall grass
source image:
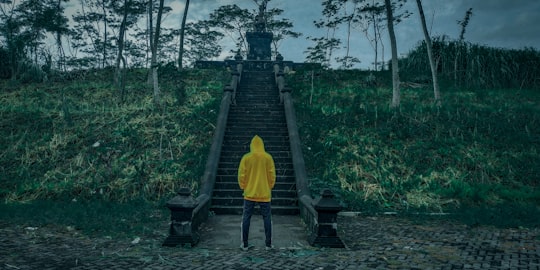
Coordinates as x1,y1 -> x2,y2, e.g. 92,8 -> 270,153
0,68 -> 226,203
290,69 -> 540,212
401,37 -> 540,90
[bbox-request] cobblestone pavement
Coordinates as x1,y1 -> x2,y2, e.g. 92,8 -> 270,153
1,215 -> 539,270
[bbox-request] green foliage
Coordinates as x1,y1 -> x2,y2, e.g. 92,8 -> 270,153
0,68 -> 225,203
401,38 -> 540,90
290,69 -> 540,213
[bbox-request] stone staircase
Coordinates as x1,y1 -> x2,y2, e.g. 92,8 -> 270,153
211,70 -> 299,215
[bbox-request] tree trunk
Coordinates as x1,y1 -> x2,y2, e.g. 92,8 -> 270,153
56,0 -> 65,72
147,0 -> 154,85
115,0 -> 129,88
372,8 -> 378,71
177,0 -> 190,69
102,0 -> 108,68
415,0 -> 440,105
151,0 -> 165,105
384,0 -> 400,108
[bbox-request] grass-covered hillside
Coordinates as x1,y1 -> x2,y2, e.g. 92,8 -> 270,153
1,69 -> 226,203
1,67 -> 539,231
289,69 -> 539,219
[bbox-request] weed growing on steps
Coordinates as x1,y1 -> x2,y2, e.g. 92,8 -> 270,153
290,69 -> 540,215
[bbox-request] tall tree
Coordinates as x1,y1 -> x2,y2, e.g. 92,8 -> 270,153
100,0 -> 109,68
70,0 -> 99,68
207,4 -> 252,57
149,0 -> 165,105
357,0 -> 386,70
0,0 -> 23,80
304,36 -> 341,69
177,0 -> 189,69
454,8 -> 473,87
71,0 -> 114,69
0,0 -> 69,79
265,7 -> 302,58
48,0 -> 70,71
114,0 -> 129,95
384,0 -> 400,108
182,21 -> 223,65
307,0 -> 342,68
415,0 -> 440,105
336,0 -> 361,69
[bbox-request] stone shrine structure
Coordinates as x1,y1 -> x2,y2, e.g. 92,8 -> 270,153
246,0 -> 273,60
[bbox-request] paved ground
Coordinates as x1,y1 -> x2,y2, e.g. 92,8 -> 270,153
1,214 -> 539,269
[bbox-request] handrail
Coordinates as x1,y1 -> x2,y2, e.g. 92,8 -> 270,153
273,62 -> 310,199
274,61 -> 316,230
274,60 -> 344,248
191,60 -> 243,240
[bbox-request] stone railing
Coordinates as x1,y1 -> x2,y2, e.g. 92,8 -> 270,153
273,57 -> 344,248
163,58 -> 244,247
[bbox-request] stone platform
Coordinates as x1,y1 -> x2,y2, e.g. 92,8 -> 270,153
1,215 -> 539,269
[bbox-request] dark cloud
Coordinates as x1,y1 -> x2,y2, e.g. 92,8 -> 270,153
165,0 -> 540,67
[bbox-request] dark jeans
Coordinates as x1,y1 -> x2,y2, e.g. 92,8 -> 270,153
241,199 -> 272,247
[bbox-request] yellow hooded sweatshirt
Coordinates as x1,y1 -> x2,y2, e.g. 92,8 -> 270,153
238,135 -> 276,202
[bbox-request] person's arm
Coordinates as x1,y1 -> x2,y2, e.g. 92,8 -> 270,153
267,156 -> 276,189
238,157 -> 247,190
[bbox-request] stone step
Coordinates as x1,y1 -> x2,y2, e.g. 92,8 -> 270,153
212,70 -> 298,215
221,146 -> 289,152
214,182 -> 296,191
225,127 -> 287,133
225,121 -> 287,127
212,197 -> 298,207
215,175 -> 295,183
223,134 -> 289,141
217,160 -> 293,166
210,205 -> 299,215
217,166 -> 294,175
222,135 -> 288,140
227,114 -> 284,120
213,189 -> 297,198
218,157 -> 292,165
224,131 -> 287,137
216,163 -> 295,172
230,112 -> 280,117
221,151 -> 292,158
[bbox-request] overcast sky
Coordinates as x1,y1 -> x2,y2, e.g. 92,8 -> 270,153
55,0 -> 539,69
160,0 -> 540,69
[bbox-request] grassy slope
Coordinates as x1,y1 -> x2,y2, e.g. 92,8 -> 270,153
1,68 -> 539,231
0,69 -> 225,203
289,70 -> 539,218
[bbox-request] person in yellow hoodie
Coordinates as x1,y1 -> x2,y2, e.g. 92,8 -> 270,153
238,135 -> 276,251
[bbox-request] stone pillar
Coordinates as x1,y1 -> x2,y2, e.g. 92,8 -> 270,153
163,188 -> 200,247
308,189 -> 345,248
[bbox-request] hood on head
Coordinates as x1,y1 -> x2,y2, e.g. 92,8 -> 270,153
250,135 -> 265,153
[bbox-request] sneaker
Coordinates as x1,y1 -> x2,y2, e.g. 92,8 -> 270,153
265,245 -> 274,251
240,244 -> 253,251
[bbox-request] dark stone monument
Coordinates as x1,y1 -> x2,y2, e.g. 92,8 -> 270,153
308,189 -> 345,248
246,0 -> 273,61
162,188 -> 200,247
